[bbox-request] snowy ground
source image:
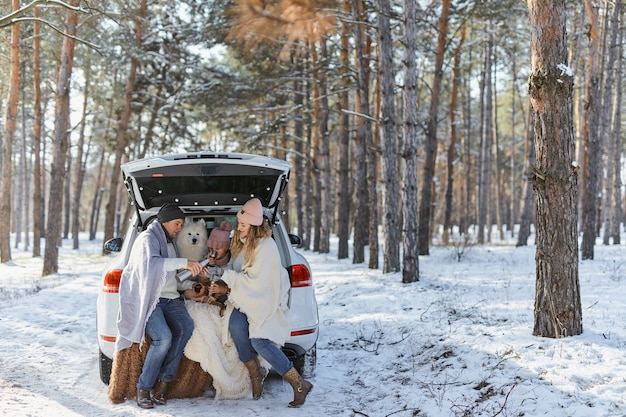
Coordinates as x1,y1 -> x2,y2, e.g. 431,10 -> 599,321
1,232 -> 626,417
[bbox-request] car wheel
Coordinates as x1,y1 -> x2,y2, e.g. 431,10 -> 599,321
295,344 -> 316,378
99,348 -> 113,385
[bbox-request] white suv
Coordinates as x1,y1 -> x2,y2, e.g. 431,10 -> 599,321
96,152 -> 319,384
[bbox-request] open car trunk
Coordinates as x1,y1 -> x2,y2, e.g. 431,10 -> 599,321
121,152 -> 291,229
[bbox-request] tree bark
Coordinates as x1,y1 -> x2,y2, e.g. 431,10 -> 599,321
580,0 -> 602,260
443,22 -> 466,245
317,39 -> 331,254
43,0 -> 80,276
516,107 -> 535,247
89,147 -> 107,241
401,0 -> 419,283
418,0 -> 450,255
527,0 -> 582,338
72,54 -> 92,249
377,0 -> 399,273
63,152 -> 71,239
610,7 -> 624,245
479,28 -> 494,244
601,1 -> 620,245
351,0 -> 370,265
310,42 -> 321,252
32,6 -> 43,257
337,0 -> 351,260
0,0 -> 21,264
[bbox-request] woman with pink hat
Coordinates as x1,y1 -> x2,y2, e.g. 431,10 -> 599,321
220,198 -> 313,408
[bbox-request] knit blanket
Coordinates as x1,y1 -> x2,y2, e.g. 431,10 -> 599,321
116,220 -> 169,352
183,300 -> 252,400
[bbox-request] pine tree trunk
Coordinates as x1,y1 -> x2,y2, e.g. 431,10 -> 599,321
479,29 -> 494,244
317,39 -> 331,254
89,147 -> 107,241
20,98 -> 31,251
418,0 -> 450,255
310,42 -> 321,252
580,0 -> 602,260
43,0 -> 79,276
443,23 -> 465,245
516,108 -> 535,247
610,8 -> 624,245
0,0 -> 21,264
401,0 -> 419,283
302,87 -> 313,251
72,56 -> 91,250
377,0 -> 399,273
601,1 -> 620,245
337,0 -> 351,260
32,7 -> 43,257
462,76 -> 472,236
527,0 -> 582,338
351,0 -> 370,265
509,50 -> 518,238
292,60 -> 305,244
366,39 -> 378,270
493,57 -> 504,242
63,152 -> 71,239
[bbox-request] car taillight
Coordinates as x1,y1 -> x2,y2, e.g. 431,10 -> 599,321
291,328 -> 316,337
103,269 -> 123,293
290,264 -> 311,288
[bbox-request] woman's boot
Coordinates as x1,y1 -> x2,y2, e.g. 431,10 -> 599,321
283,367 -> 313,408
244,357 -> 263,400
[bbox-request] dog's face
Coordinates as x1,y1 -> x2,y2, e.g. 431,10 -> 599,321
192,282 -> 209,296
176,219 -> 209,261
179,222 -> 207,246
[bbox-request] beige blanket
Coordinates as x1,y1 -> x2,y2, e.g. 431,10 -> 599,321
183,301 -> 252,400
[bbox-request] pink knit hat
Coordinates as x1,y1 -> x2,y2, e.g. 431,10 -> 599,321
237,198 -> 264,226
207,221 -> 233,250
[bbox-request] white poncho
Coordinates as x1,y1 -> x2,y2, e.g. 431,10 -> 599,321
220,237 -> 291,346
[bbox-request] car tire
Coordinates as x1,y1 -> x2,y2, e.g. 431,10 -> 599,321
295,344 -> 316,378
99,348 -> 113,385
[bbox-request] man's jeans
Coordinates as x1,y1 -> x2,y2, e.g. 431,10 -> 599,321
137,298 -> 194,390
229,307 -> 292,376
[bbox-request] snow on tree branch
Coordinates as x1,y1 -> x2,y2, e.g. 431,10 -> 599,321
0,0 -> 84,28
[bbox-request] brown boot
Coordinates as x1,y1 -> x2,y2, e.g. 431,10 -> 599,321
152,380 -> 168,405
244,357 -> 263,400
283,367 -> 313,408
136,388 -> 154,409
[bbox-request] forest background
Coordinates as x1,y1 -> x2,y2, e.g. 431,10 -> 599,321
0,1 -> 620,301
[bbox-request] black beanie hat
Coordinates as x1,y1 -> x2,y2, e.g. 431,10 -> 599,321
157,203 -> 184,224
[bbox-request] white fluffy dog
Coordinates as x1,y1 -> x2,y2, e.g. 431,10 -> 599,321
175,219 -> 209,261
